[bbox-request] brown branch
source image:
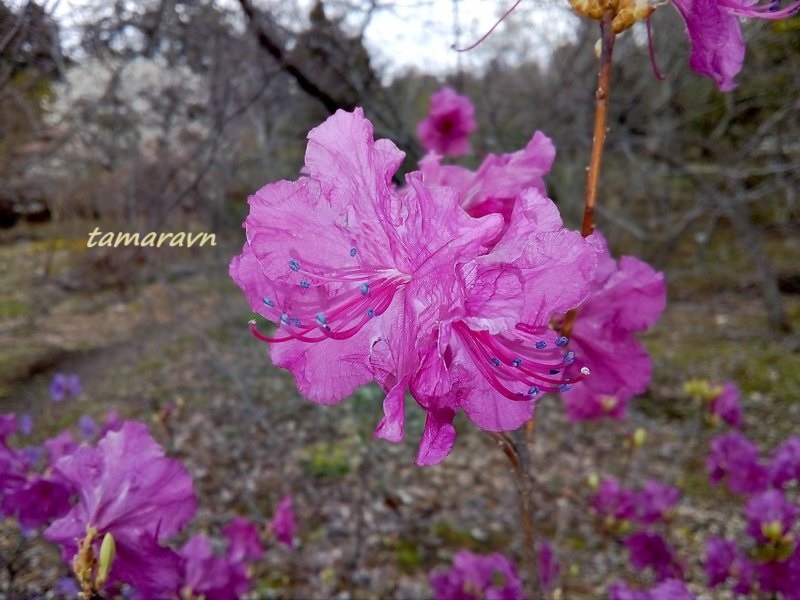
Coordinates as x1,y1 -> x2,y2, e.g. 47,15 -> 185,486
489,430 -> 541,598
580,13 -> 617,238
236,0 -> 350,115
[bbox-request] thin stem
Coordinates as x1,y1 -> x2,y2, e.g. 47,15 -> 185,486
581,13 -> 617,238
489,430 -> 541,598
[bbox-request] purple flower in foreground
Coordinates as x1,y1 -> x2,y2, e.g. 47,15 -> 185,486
416,86 -> 476,157
770,436 -> 800,489
744,489 -> 797,543
50,373 -> 82,402
419,131 -> 555,226
429,550 -> 525,600
559,232 -> 666,422
270,495 -> 296,548
223,516 -> 263,563
756,548 -> 800,599
708,382 -> 743,428
180,535 -> 250,600
44,421 -> 197,597
231,108 -> 596,465
670,0 -> 800,91
624,532 -> 683,581
707,431 -> 769,495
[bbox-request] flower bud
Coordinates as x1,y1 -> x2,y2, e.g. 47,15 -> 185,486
633,427 -> 647,448
95,531 -> 116,589
587,472 -> 600,490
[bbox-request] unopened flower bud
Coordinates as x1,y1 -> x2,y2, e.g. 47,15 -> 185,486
761,520 -> 784,543
633,427 -> 647,448
611,0 -> 655,33
587,472 -> 600,490
95,532 -> 116,589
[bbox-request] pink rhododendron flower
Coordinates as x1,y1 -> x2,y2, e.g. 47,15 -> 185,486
708,381 -> 743,428
609,579 -> 695,600
769,436 -> 800,489
624,531 -> 684,581
559,232 -> 666,422
538,540 -> 560,593
635,481 -> 680,525
705,537 -> 738,587
419,130 -> 555,225
744,489 -> 797,544
707,431 -> 768,495
271,495 -> 296,547
429,550 -> 525,600
416,86 -> 476,156
179,535 -> 251,600
231,108 -> 596,465
671,0 -> 799,91
591,476 -> 637,521
45,421 -> 197,597
223,516 -> 264,563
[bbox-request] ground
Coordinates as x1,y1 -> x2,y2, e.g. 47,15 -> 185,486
0,218 -> 798,599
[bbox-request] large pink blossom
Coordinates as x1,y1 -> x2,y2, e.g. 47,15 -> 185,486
671,0 -> 799,91
44,421 -> 197,597
558,232 -> 666,421
416,86 -> 476,156
230,108 -> 597,465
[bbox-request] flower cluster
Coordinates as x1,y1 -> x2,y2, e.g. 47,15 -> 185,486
50,373 -> 82,402
231,107 -> 598,465
705,431 -> 800,598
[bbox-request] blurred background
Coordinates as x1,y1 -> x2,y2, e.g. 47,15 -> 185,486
1,0 -> 799,597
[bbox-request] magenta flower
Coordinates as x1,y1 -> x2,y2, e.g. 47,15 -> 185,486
538,540 -> 560,593
671,0 -> 799,91
635,481 -> 680,525
416,86 -> 476,157
50,373 -> 82,402
558,232 -> 666,422
769,436 -> 800,489
270,495 -> 296,548
591,477 -> 637,522
708,382 -> 743,428
624,532 -> 684,581
419,130 -> 555,225
179,535 -> 250,600
223,516 -> 264,563
755,548 -> 800,599
44,421 -> 197,597
744,489 -> 797,543
231,108 -> 596,465
705,537 -> 738,587
429,550 -> 525,600
609,579 -> 695,600
707,431 -> 769,495
43,430 -> 78,465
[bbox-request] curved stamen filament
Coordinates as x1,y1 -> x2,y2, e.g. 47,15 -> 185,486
454,322 -> 589,399
718,0 -> 799,17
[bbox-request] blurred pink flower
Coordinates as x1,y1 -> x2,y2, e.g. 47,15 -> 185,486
416,86 -> 476,156
429,550 -> 524,600
180,534 -> 250,600
708,381 -> 743,428
270,495 -> 296,547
